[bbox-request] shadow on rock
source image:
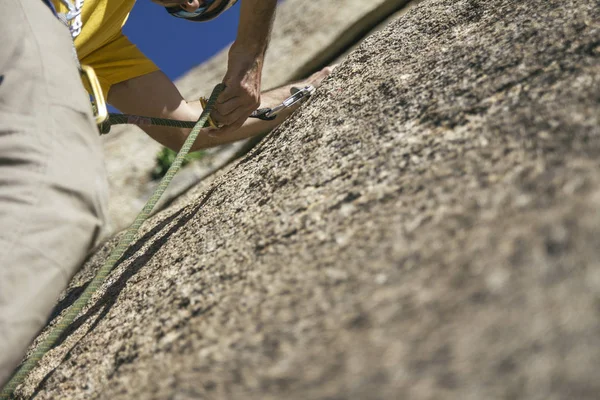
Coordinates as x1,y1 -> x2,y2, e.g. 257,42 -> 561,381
31,185 -> 220,397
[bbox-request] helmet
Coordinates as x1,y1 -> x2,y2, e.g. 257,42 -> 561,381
166,0 -> 238,22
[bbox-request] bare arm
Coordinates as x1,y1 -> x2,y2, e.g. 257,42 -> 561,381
212,0 -> 278,132
107,67 -> 334,152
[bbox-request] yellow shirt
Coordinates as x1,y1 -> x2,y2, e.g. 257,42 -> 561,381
52,0 -> 159,99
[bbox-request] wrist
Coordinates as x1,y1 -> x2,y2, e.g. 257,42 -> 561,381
226,45 -> 264,79
229,40 -> 267,60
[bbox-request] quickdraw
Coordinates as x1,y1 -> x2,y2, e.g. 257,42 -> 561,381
249,85 -> 315,121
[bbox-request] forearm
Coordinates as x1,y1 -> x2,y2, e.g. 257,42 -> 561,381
232,0 -> 277,57
112,83 -> 305,153
222,0 -> 277,92
108,66 -> 333,154
107,70 -> 291,153
213,0 -> 277,130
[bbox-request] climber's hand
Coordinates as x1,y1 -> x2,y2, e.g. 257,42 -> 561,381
211,50 -> 262,135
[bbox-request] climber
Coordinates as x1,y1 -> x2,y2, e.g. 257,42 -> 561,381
59,0 -> 333,151
0,0 -> 333,388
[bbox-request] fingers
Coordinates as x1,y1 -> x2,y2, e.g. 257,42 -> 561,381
215,85 -> 237,105
210,87 -> 260,130
211,100 -> 255,128
211,97 -> 239,122
207,62 -> 262,134
207,115 -> 246,138
319,64 -> 337,76
307,64 -> 338,88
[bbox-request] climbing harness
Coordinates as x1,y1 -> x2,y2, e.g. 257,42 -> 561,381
165,0 -> 238,22
100,85 -> 315,134
0,84 -> 225,400
41,0 -> 108,125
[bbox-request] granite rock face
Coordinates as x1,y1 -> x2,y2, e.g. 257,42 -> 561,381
18,0 -> 600,399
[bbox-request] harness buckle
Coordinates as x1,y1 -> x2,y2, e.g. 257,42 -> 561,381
79,65 -> 108,125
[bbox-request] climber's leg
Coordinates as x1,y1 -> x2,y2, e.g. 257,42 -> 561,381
0,0 -> 109,386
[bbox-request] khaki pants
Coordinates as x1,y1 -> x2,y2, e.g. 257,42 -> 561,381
0,0 -> 109,386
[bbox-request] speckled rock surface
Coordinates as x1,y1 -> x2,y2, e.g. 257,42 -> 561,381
103,0 -> 409,233
16,0 -> 600,399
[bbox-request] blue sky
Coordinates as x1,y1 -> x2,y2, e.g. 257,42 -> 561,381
123,0 -> 242,82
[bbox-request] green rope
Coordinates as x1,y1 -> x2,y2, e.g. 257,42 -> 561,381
0,83 -> 225,400
99,114 -> 201,134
